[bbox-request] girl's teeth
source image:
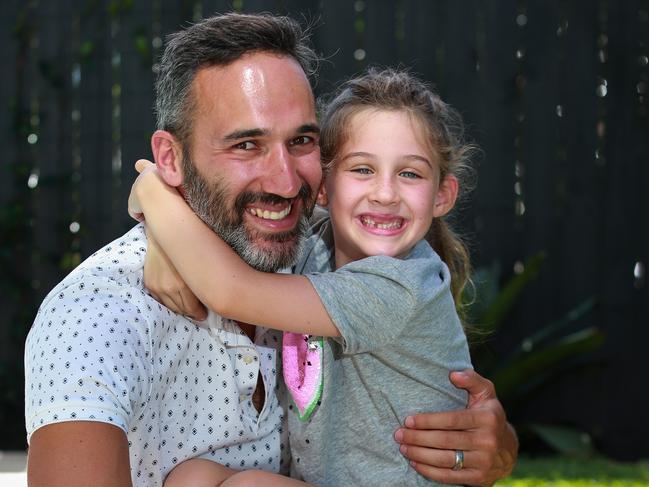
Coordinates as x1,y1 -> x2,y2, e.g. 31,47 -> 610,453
361,216 -> 402,229
249,205 -> 292,220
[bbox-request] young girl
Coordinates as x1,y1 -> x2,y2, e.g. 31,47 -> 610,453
131,68 -> 475,486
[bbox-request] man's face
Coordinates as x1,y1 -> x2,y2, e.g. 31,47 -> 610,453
180,52 -> 322,272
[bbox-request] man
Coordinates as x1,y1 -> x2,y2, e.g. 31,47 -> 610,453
25,13 -> 517,486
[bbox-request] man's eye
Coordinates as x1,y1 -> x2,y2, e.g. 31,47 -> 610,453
399,170 -> 420,179
290,136 -> 313,146
234,141 -> 256,150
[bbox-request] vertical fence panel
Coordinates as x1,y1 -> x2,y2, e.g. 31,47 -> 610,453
0,0 -> 33,447
33,0 -> 77,301
77,2 -> 119,254
597,0 -> 649,456
118,1 -> 156,231
362,1 -> 400,67
0,1 -> 19,204
433,2 -> 482,238
201,0 -> 238,17
313,0 -> 359,95
402,0 -> 445,85
469,1 -> 519,268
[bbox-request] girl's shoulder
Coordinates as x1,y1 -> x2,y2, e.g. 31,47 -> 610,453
294,207 -> 335,275
336,240 -> 446,288
308,205 -> 330,230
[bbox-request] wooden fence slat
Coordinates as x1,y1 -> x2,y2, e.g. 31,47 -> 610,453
78,0 -> 120,254
312,0 -> 360,96
118,0 -> 156,231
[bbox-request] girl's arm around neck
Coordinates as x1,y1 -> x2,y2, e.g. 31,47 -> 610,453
133,170 -> 340,337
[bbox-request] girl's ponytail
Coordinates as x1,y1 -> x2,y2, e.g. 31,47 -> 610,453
428,219 -> 471,320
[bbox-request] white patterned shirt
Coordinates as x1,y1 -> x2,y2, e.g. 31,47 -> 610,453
25,225 -> 288,486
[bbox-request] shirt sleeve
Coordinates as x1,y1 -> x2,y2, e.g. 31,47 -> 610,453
24,276 -> 152,441
305,247 -> 449,354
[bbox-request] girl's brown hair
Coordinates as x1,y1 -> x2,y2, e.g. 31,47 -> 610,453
319,68 -> 476,314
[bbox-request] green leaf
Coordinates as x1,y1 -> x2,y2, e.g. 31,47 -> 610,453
463,262 -> 501,325
80,41 -> 95,61
526,423 -> 594,457
480,252 -> 546,332
524,296 -> 597,347
491,327 -> 604,398
354,18 -> 366,34
134,34 -> 150,59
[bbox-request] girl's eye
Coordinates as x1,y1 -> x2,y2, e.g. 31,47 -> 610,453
399,170 -> 420,179
234,141 -> 256,150
351,167 -> 373,175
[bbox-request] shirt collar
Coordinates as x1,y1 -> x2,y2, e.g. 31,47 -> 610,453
189,311 -> 251,347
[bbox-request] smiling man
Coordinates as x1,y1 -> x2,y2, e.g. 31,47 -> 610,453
25,13 -> 517,487
166,51 -> 321,273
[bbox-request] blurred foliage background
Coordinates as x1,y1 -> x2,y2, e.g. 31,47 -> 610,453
1,0 -> 647,464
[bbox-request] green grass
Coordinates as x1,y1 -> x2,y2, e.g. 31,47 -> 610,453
496,457 -> 649,487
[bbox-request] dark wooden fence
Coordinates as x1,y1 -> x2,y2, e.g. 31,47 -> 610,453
1,0 -> 648,457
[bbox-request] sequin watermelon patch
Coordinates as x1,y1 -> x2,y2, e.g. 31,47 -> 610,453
282,332 -> 323,422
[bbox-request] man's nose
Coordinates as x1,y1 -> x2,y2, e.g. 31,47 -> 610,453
261,145 -> 301,198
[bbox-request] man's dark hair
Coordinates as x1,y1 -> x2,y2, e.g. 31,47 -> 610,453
155,12 -> 319,148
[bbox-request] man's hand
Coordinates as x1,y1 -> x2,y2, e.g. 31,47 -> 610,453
27,421 -> 132,487
394,369 -> 518,486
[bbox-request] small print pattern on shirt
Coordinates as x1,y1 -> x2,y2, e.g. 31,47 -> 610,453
25,225 -> 288,486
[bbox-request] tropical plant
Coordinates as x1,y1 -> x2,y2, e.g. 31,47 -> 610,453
465,252 -> 605,456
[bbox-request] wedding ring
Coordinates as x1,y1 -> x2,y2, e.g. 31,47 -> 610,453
452,450 -> 464,470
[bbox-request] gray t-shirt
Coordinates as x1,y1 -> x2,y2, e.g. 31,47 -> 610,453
287,215 -> 471,486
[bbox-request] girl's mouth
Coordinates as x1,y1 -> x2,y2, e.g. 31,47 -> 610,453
360,215 -> 404,230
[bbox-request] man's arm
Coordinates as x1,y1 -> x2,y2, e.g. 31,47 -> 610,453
394,370 -> 518,487
28,421 -> 132,487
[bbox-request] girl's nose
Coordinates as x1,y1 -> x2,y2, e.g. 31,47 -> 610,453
370,177 -> 399,205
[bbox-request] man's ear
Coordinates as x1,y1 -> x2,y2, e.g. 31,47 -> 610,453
151,130 -> 184,187
316,181 -> 328,207
433,174 -> 459,218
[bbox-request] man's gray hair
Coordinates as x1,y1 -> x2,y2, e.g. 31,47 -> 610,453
155,12 -> 319,149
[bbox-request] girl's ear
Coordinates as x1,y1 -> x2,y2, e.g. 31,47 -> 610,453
151,130 -> 184,187
433,174 -> 459,218
316,181 -> 329,207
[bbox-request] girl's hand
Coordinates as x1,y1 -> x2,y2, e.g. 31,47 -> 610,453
127,159 -> 160,222
130,158 -> 208,320
144,227 -> 208,321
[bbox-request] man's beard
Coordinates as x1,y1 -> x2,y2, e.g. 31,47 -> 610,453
181,154 -> 314,272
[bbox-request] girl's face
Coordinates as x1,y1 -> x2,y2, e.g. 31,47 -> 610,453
321,109 -> 457,268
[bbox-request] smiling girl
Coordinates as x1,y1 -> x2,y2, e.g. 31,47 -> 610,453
130,68 -> 475,486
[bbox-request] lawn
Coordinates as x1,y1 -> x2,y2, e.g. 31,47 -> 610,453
496,457 -> 649,486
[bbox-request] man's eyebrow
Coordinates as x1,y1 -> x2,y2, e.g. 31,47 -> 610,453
297,123 -> 320,134
223,128 -> 269,141
222,124 -> 319,142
